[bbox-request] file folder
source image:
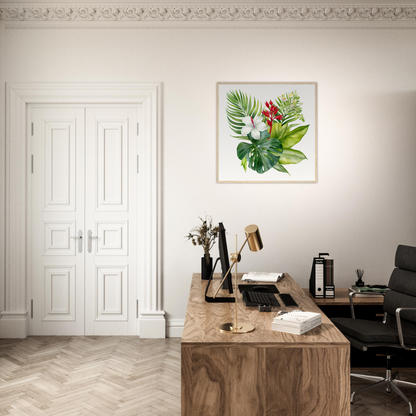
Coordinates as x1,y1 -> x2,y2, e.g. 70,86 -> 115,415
309,253 -> 335,299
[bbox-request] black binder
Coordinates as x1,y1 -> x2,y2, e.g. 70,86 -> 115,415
309,253 -> 335,299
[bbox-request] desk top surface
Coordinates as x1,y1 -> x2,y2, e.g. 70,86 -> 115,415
304,288 -> 385,306
182,273 -> 349,346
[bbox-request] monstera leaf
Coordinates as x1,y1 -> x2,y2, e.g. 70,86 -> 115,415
236,131 -> 283,174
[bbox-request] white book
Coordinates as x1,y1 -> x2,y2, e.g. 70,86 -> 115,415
242,271 -> 284,283
272,319 -> 321,335
273,316 -> 321,330
272,311 -> 321,328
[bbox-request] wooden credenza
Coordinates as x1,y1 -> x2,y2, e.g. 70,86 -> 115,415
181,273 -> 350,416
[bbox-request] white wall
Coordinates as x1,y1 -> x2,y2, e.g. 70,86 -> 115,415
4,25 -> 416,328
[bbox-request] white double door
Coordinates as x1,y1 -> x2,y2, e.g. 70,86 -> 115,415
30,106 -> 139,335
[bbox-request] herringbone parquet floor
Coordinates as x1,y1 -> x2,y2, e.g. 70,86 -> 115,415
0,337 -> 181,416
1,337 -> 416,416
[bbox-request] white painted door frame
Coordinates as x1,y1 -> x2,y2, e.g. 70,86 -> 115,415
2,83 -> 165,338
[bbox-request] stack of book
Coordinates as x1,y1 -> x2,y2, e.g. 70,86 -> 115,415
271,311 -> 321,335
349,285 -> 388,297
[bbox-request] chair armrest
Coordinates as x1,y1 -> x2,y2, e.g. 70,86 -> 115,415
395,308 -> 416,351
349,290 -> 387,319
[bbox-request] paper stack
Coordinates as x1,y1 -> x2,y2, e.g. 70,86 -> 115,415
272,311 -> 321,335
242,271 -> 283,283
349,286 -> 386,298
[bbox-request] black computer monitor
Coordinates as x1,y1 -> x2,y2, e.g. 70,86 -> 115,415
218,222 -> 233,293
204,222 -> 234,302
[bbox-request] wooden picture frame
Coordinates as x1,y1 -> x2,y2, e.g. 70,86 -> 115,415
217,82 -> 317,183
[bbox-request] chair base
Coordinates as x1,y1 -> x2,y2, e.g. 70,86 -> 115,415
351,358 -> 416,415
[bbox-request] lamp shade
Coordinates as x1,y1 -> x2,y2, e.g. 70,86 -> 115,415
244,225 -> 263,252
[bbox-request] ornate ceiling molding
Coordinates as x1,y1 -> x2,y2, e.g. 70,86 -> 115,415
0,4 -> 415,22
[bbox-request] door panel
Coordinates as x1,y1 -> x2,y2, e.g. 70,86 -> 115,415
85,108 -> 138,335
31,107 -> 85,335
96,120 -> 128,211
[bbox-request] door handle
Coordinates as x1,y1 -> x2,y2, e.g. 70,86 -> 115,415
88,230 -> 98,253
71,230 -> 83,253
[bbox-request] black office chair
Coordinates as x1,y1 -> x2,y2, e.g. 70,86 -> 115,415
332,245 -> 416,415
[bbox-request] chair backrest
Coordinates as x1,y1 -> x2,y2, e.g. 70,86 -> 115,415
384,245 -> 416,331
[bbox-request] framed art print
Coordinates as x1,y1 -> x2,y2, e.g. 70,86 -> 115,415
217,82 -> 317,183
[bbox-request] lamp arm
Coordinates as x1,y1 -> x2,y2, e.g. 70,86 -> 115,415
212,234 -> 250,299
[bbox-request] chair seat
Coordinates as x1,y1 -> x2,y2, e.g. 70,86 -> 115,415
332,318 -> 416,345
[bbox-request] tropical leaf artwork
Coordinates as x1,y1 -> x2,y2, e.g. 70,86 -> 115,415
225,89 -> 309,175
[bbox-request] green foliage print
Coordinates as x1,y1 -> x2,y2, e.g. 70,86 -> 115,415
225,89 -> 310,175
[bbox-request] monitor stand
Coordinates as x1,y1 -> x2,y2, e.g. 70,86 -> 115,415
205,258 -> 235,303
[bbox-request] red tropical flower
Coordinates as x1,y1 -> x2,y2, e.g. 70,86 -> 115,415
262,100 -> 283,134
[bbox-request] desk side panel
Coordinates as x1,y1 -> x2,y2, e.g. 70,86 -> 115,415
301,345 -> 350,416
181,344 -> 267,416
265,347 -> 303,415
182,344 -> 350,416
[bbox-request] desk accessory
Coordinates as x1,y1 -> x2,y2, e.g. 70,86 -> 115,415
258,305 -> 272,312
185,215 -> 219,280
355,269 -> 365,287
242,272 -> 283,282
309,253 -> 335,299
238,284 -> 279,294
212,224 -> 263,334
279,293 -> 298,307
349,285 -> 387,298
243,291 -> 280,307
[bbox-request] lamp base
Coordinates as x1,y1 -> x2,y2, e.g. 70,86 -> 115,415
218,322 -> 255,334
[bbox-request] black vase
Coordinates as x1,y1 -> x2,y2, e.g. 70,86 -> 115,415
201,256 -> 213,280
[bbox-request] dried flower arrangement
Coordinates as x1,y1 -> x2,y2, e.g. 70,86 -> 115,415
186,216 -> 219,265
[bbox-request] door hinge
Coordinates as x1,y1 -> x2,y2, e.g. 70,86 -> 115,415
31,299 -> 33,318
136,300 -> 139,318
137,122 -> 139,136
31,122 -> 34,136
137,155 -> 139,173
31,155 -> 34,173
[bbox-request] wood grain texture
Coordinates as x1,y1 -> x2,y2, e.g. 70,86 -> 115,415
304,288 -> 384,306
265,347 -> 302,416
181,273 -> 350,416
182,273 -> 350,345
301,346 -> 350,416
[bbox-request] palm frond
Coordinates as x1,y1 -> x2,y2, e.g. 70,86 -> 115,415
225,90 -> 262,135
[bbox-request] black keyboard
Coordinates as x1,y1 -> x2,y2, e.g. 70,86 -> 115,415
243,291 -> 280,307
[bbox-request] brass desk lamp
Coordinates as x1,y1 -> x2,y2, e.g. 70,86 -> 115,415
213,224 -> 263,334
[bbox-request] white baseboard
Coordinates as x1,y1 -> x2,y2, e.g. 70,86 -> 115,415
167,319 -> 184,338
0,310 -> 184,339
139,310 -> 166,338
0,311 -> 29,338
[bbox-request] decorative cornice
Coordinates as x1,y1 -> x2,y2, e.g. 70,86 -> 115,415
0,4 -> 415,22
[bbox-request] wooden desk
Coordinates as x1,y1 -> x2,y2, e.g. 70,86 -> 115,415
182,273 -> 350,416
